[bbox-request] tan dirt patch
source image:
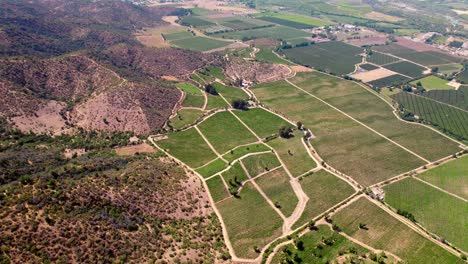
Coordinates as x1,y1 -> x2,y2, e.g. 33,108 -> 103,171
161,75 -> 181,81
365,11 -> 404,22
351,68 -> 397,82
63,148 -> 86,159
453,9 -> 468,15
290,65 -> 313,72
115,143 -> 156,156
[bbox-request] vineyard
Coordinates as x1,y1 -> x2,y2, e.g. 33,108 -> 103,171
392,92 -> 468,140
421,86 -> 468,111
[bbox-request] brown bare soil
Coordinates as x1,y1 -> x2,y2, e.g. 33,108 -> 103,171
224,59 -> 292,83
115,143 -> 156,156
351,68 -> 398,82
395,36 -> 438,51
290,65 -> 313,72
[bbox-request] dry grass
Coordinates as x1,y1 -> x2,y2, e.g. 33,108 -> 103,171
115,143 -> 156,156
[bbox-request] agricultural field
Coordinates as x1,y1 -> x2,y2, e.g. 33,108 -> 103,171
222,143 -> 271,163
206,175 -> 230,202
267,130 -> 317,177
417,155 -> 468,200
198,111 -> 258,154
157,128 -> 217,168
384,177 -> 467,251
222,162 -> 249,193
457,70 -> 468,84
333,197 -> 464,263
271,225 -> 373,264
438,63 -> 463,75
177,82 -> 206,108
383,61 -> 427,78
255,168 -> 298,217
392,92 -> 468,140
217,182 -> 283,259
179,16 -> 215,28
212,25 -> 310,41
255,48 -> 294,65
255,12 -> 334,29
281,41 -> 364,75
205,93 -> 229,110
293,170 -> 355,229
368,74 -> 411,88
421,86 -> 468,110
241,152 -> 281,177
215,17 -> 273,31
359,63 -> 379,71
170,36 -> 232,52
411,75 -> 454,90
163,31 -> 194,41
366,52 -> 401,65
212,83 -> 249,103
169,109 -> 203,129
374,44 -> 461,66
196,158 -> 227,178
234,108 -> 290,138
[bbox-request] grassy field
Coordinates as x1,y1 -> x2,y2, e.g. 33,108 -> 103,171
368,74 -> 411,88
234,108 -> 290,138
421,86 -> 468,110
417,155 -> 468,199
411,75 -> 453,90
366,52 -> 400,65
291,72 -> 461,161
293,170 -> 355,229
222,163 -> 249,193
196,158 -> 227,178
169,109 -> 204,129
271,225 -> 370,264
213,25 -> 310,41
241,152 -> 281,177
252,80 -> 425,186
216,17 -> 272,31
359,63 -> 379,71
281,41 -> 363,75
383,61 -> 427,78
177,82 -> 203,94
206,94 -> 229,110
179,16 -> 215,28
438,63 -> 463,75
212,83 -> 249,103
206,175 -> 229,202
177,82 -> 205,108
384,177 -> 467,251
171,36 -> 231,52
157,128 -> 217,168
163,31 -> 194,41
267,130 -> 317,177
222,143 -> 271,163
217,182 -> 283,258
255,12 -> 333,29
255,168 -> 298,217
392,91 -> 468,140
198,111 -> 258,153
333,197 -> 464,263
255,48 -> 293,65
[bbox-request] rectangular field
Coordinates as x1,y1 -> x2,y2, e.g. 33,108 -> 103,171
217,182 -> 283,259
205,93 -> 229,110
169,109 -> 203,129
291,72 -> 461,161
417,155 -> 468,200
234,108 -> 290,138
255,12 -> 333,29
351,68 -> 396,82
359,63 -> 379,71
421,86 -> 468,110
222,143 -> 270,163
383,61 -> 427,78
392,92 -> 468,140
374,44 -> 461,66
212,83 -> 249,103
170,36 -> 231,52
384,177 -> 467,251
410,75 -> 454,90
196,158 -> 227,178
255,168 -> 298,217
198,111 -> 258,154
333,197 -> 463,263
255,48 -> 294,65
293,170 -> 355,229
281,41 -> 363,75
366,52 -> 400,65
212,25 -> 310,41
241,152 -> 281,177
157,128 -> 217,168
368,74 -> 411,88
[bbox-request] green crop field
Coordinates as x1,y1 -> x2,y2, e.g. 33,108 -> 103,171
171,36 -> 231,52
217,182 -> 283,258
206,93 -> 229,110
222,143 -> 271,163
197,66 -> 226,82
234,108 -> 290,138
384,177 -> 467,251
359,63 -> 379,71
421,86 -> 468,110
169,109 -> 203,129
293,170 -> 355,229
163,31 -> 194,41
267,130 -> 317,177
291,72 -> 461,161
411,75 -> 453,90
252,79 -> 425,186
392,92 -> 468,140
366,52 -> 400,65
271,225 -> 370,264
368,74 -> 411,88
217,17 -> 272,31
179,16 -> 215,28
157,128 -> 217,168
198,111 -> 258,153
222,163 -> 249,193
333,197 -> 464,263
438,63 -> 463,75
196,158 -> 227,178
255,168 -> 298,217
182,93 -> 205,108
212,83 -> 249,103
457,70 -> 468,84
177,82 -> 202,95
213,25 -> 310,41
255,12 -> 333,29
281,41 -> 363,75
206,175 -> 229,202
374,44 -> 461,66
383,61 -> 427,78
255,48 -> 293,65
417,155 -> 468,200
241,152 -> 281,177
189,7 -> 219,16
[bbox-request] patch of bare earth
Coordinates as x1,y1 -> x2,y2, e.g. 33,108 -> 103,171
291,65 -> 313,72
225,59 -> 292,83
115,143 -> 156,156
395,36 -> 438,52
351,68 -> 397,82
